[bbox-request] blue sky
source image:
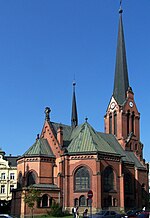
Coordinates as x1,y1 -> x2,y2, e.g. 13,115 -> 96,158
0,1 -> 150,162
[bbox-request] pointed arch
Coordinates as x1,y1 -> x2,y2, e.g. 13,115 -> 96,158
26,170 -> 37,186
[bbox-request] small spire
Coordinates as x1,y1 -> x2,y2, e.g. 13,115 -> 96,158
71,81 -> 78,129
85,117 -> 88,122
36,134 -> 40,141
119,0 -> 123,14
45,107 -> 51,121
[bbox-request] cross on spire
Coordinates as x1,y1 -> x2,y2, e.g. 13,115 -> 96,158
119,0 -> 123,14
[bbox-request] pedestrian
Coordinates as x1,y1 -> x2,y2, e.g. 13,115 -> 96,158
72,206 -> 76,218
76,206 -> 79,218
83,209 -> 88,218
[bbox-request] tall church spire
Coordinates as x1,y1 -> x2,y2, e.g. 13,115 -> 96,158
71,81 -> 78,128
113,4 -> 130,105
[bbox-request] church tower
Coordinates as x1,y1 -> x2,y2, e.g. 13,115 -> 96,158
104,5 -> 143,160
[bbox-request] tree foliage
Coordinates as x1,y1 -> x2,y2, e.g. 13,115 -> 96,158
24,186 -> 40,217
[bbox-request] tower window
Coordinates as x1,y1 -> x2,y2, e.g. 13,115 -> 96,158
131,112 -> 135,133
109,113 -> 112,134
114,111 -> 117,136
127,110 -> 130,135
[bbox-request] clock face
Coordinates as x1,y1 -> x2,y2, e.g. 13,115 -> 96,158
110,102 -> 115,109
129,101 -> 134,108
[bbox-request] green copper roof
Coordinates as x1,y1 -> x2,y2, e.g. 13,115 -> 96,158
67,122 -> 117,154
113,11 -> 129,105
98,132 -> 146,170
23,138 -> 55,158
50,121 -> 72,146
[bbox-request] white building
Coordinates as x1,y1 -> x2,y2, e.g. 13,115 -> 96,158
0,149 -> 18,202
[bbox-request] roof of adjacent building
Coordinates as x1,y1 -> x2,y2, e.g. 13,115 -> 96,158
32,183 -> 60,190
5,156 -> 18,167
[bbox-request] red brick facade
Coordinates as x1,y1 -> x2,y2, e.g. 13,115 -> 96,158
11,8 -> 149,218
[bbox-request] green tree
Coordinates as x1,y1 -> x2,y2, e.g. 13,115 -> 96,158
23,186 -> 40,218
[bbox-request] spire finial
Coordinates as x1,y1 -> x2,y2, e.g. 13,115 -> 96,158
73,80 -> 76,89
119,0 -> 123,14
45,107 -> 51,121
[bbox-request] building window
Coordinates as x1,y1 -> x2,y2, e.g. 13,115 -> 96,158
37,195 -> 52,208
74,167 -> 90,191
1,185 -> 5,194
124,173 -> 132,194
79,195 -> 86,206
103,166 -> 114,192
42,194 -> 49,207
10,173 -> 15,180
109,113 -> 112,134
1,173 -> 5,180
74,198 -> 79,207
10,185 -> 14,192
114,111 -> 117,136
27,171 -> 37,186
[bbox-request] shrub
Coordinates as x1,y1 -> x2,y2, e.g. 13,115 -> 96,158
47,202 -> 64,217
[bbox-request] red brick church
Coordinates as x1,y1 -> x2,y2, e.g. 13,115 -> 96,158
11,5 -> 149,217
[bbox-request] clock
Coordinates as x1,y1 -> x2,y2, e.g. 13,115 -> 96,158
129,101 -> 134,108
110,102 -> 115,109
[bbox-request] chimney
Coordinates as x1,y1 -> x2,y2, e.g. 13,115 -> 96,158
57,125 -> 63,145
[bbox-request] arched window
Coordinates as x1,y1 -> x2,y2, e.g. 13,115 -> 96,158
42,194 -> 49,207
131,112 -> 135,133
114,111 -> 117,136
79,195 -> 86,206
124,173 -> 132,194
109,113 -> 112,134
74,167 -> 90,191
27,171 -> 37,186
127,110 -> 130,135
74,198 -> 79,207
103,166 -> 114,192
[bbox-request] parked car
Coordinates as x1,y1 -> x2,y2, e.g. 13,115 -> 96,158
89,210 -> 122,218
124,209 -> 142,218
0,215 -> 13,218
137,211 -> 150,218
